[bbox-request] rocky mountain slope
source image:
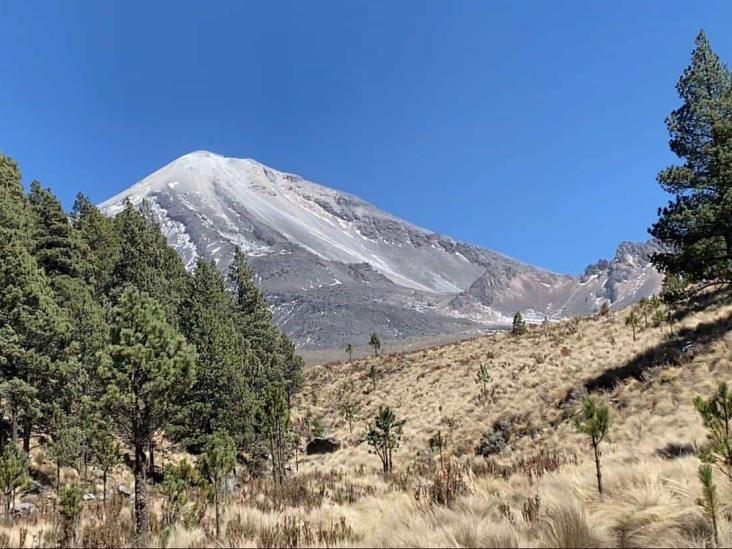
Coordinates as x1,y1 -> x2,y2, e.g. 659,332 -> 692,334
450,240 -> 665,323
99,151 -> 663,349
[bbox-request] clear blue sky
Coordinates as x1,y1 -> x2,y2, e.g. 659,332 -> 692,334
1,1 -> 730,273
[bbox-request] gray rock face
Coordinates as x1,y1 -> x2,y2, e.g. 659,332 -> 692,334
452,240 -> 666,324
13,502 -> 36,517
99,151 -> 663,349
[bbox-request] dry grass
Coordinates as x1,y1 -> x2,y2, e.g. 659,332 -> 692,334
4,291 -> 732,547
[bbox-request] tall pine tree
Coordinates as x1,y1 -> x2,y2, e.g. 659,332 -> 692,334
650,30 -> 732,288
101,287 -> 196,536
174,259 -> 257,451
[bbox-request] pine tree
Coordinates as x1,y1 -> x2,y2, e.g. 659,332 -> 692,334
110,200 -> 188,324
335,380 -> 358,434
197,431 -> 236,539
1,378 -> 40,449
0,153 -> 34,240
228,247 -> 277,363
512,312 -> 527,335
369,333 -> 381,357
474,364 -> 491,397
90,427 -> 120,505
368,364 -> 379,392
58,483 -> 83,548
573,397 -> 610,494
258,383 -> 290,486
28,183 -> 107,465
48,411 -> 83,492
345,343 -> 354,362
366,405 -> 405,474
101,287 -> 196,537
0,445 -> 27,518
175,259 -> 256,451
694,382 -> 732,479
650,30 -> 732,289
29,181 -> 87,279
697,464 -> 720,547
71,193 -> 120,296
625,310 -> 640,341
229,247 -> 305,424
638,297 -> 650,327
0,239 -> 70,453
161,459 -> 198,526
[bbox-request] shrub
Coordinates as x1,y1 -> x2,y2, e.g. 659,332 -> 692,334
476,428 -> 508,457
426,459 -> 468,506
366,406 -> 405,474
58,483 -> 83,548
512,312 -> 527,335
161,459 -> 199,526
474,364 -> 492,398
368,365 -> 380,391
0,445 -> 27,518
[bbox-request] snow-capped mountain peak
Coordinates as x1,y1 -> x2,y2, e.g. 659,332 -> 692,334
100,152 -> 663,349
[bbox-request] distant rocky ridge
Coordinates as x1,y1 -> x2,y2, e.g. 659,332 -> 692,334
450,240 -> 664,324
100,151 -> 663,349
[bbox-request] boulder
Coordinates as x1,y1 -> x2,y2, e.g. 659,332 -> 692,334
306,437 -> 341,455
222,471 -> 239,494
117,483 -> 132,497
13,502 -> 36,517
83,493 -> 97,501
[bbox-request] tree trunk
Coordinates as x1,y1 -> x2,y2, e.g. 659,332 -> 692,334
61,517 -> 75,548
269,433 -> 278,486
593,443 -> 603,495
148,440 -> 155,477
21,421 -> 30,454
134,442 -> 149,537
214,487 -> 220,539
56,459 -> 61,494
103,470 -> 108,505
277,427 -> 287,481
9,409 -> 17,448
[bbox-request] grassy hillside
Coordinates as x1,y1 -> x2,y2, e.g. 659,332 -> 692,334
289,290 -> 732,546
4,291 -> 732,547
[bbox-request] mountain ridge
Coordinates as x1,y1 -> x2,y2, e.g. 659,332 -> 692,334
99,151 -> 663,349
